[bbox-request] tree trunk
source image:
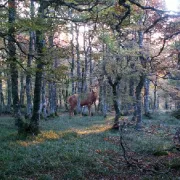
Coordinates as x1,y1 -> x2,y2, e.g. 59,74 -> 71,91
135,75 -> 144,130
48,82 -> 55,115
26,0 -> 35,118
144,78 -> 150,117
70,17 -> 75,95
6,70 -> 12,114
134,27 -> 146,129
153,74 -> 158,111
75,24 -> 81,113
165,97 -> 169,110
83,25 -> 88,92
107,76 -> 121,129
41,77 -> 48,119
129,77 -> 137,121
8,0 -> 21,126
89,33 -> 93,86
29,1 -> 45,135
112,84 -> 121,126
0,71 -> 2,115
48,35 -> 58,116
20,71 -> 25,107
98,77 -> 107,117
98,42 -> 108,117
53,60 -> 58,115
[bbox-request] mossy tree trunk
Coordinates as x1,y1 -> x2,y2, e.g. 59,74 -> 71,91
133,28 -> 147,129
144,78 -> 150,117
135,75 -> 144,130
8,0 -> 21,127
107,76 -> 121,129
28,1 -> 45,135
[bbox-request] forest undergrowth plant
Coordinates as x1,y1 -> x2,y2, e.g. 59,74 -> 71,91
118,120 -> 176,175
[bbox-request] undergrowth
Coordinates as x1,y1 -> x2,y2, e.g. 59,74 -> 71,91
0,112 -> 180,179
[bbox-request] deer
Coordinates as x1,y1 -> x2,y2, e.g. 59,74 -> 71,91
67,86 -> 98,117
80,89 -> 98,116
67,94 -> 78,117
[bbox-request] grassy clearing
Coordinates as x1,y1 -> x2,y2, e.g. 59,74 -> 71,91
0,113 -> 180,179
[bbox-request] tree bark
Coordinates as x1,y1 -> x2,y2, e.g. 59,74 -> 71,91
41,76 -> 48,119
48,35 -> 58,116
153,74 -> 158,111
26,0 -> 35,118
107,76 -> 121,129
89,32 -> 93,86
83,25 -> 88,93
98,76 -> 107,117
20,71 -> 25,107
8,0 -> 21,126
6,70 -> 12,114
144,78 -> 150,117
135,75 -> 144,130
29,1 -> 45,135
0,71 -> 2,115
70,13 -> 75,95
112,84 -> 121,125
75,24 -> 81,113
134,28 -> 146,129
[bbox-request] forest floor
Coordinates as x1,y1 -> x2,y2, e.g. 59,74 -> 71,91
0,112 -> 180,180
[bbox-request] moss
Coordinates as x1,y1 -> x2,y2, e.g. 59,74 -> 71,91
171,110 -> 180,119
153,151 -> 169,156
169,158 -> 180,170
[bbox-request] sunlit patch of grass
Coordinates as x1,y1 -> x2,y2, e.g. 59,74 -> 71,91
38,130 -> 60,140
17,130 -> 60,146
77,125 -> 111,135
17,130 -> 81,147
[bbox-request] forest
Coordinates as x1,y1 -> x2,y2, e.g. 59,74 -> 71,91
0,0 -> 180,179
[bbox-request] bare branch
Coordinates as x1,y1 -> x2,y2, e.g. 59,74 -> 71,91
151,30 -> 180,60
144,15 -> 169,33
129,0 -> 169,14
42,0 -> 99,12
0,1 -> 8,8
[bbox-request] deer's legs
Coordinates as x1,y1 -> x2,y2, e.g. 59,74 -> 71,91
88,105 -> 91,116
69,106 -> 74,117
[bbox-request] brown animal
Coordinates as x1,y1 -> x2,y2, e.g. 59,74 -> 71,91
80,89 -> 98,116
67,94 -> 78,117
67,89 -> 98,117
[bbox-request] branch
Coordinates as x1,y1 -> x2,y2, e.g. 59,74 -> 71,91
151,30 -> 180,60
0,32 -> 8,38
0,1 -> 8,8
43,0 -> 99,12
119,122 -> 132,166
129,0 -> 169,14
144,15 -> 169,33
112,1 -> 131,32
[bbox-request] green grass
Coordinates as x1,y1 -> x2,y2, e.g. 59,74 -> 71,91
0,113 -> 180,179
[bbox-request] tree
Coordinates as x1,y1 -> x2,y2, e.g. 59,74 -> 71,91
26,0 -> 35,118
8,0 -> 21,126
28,0 -> 46,135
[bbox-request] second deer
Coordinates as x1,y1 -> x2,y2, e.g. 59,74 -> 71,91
67,88 -> 98,117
